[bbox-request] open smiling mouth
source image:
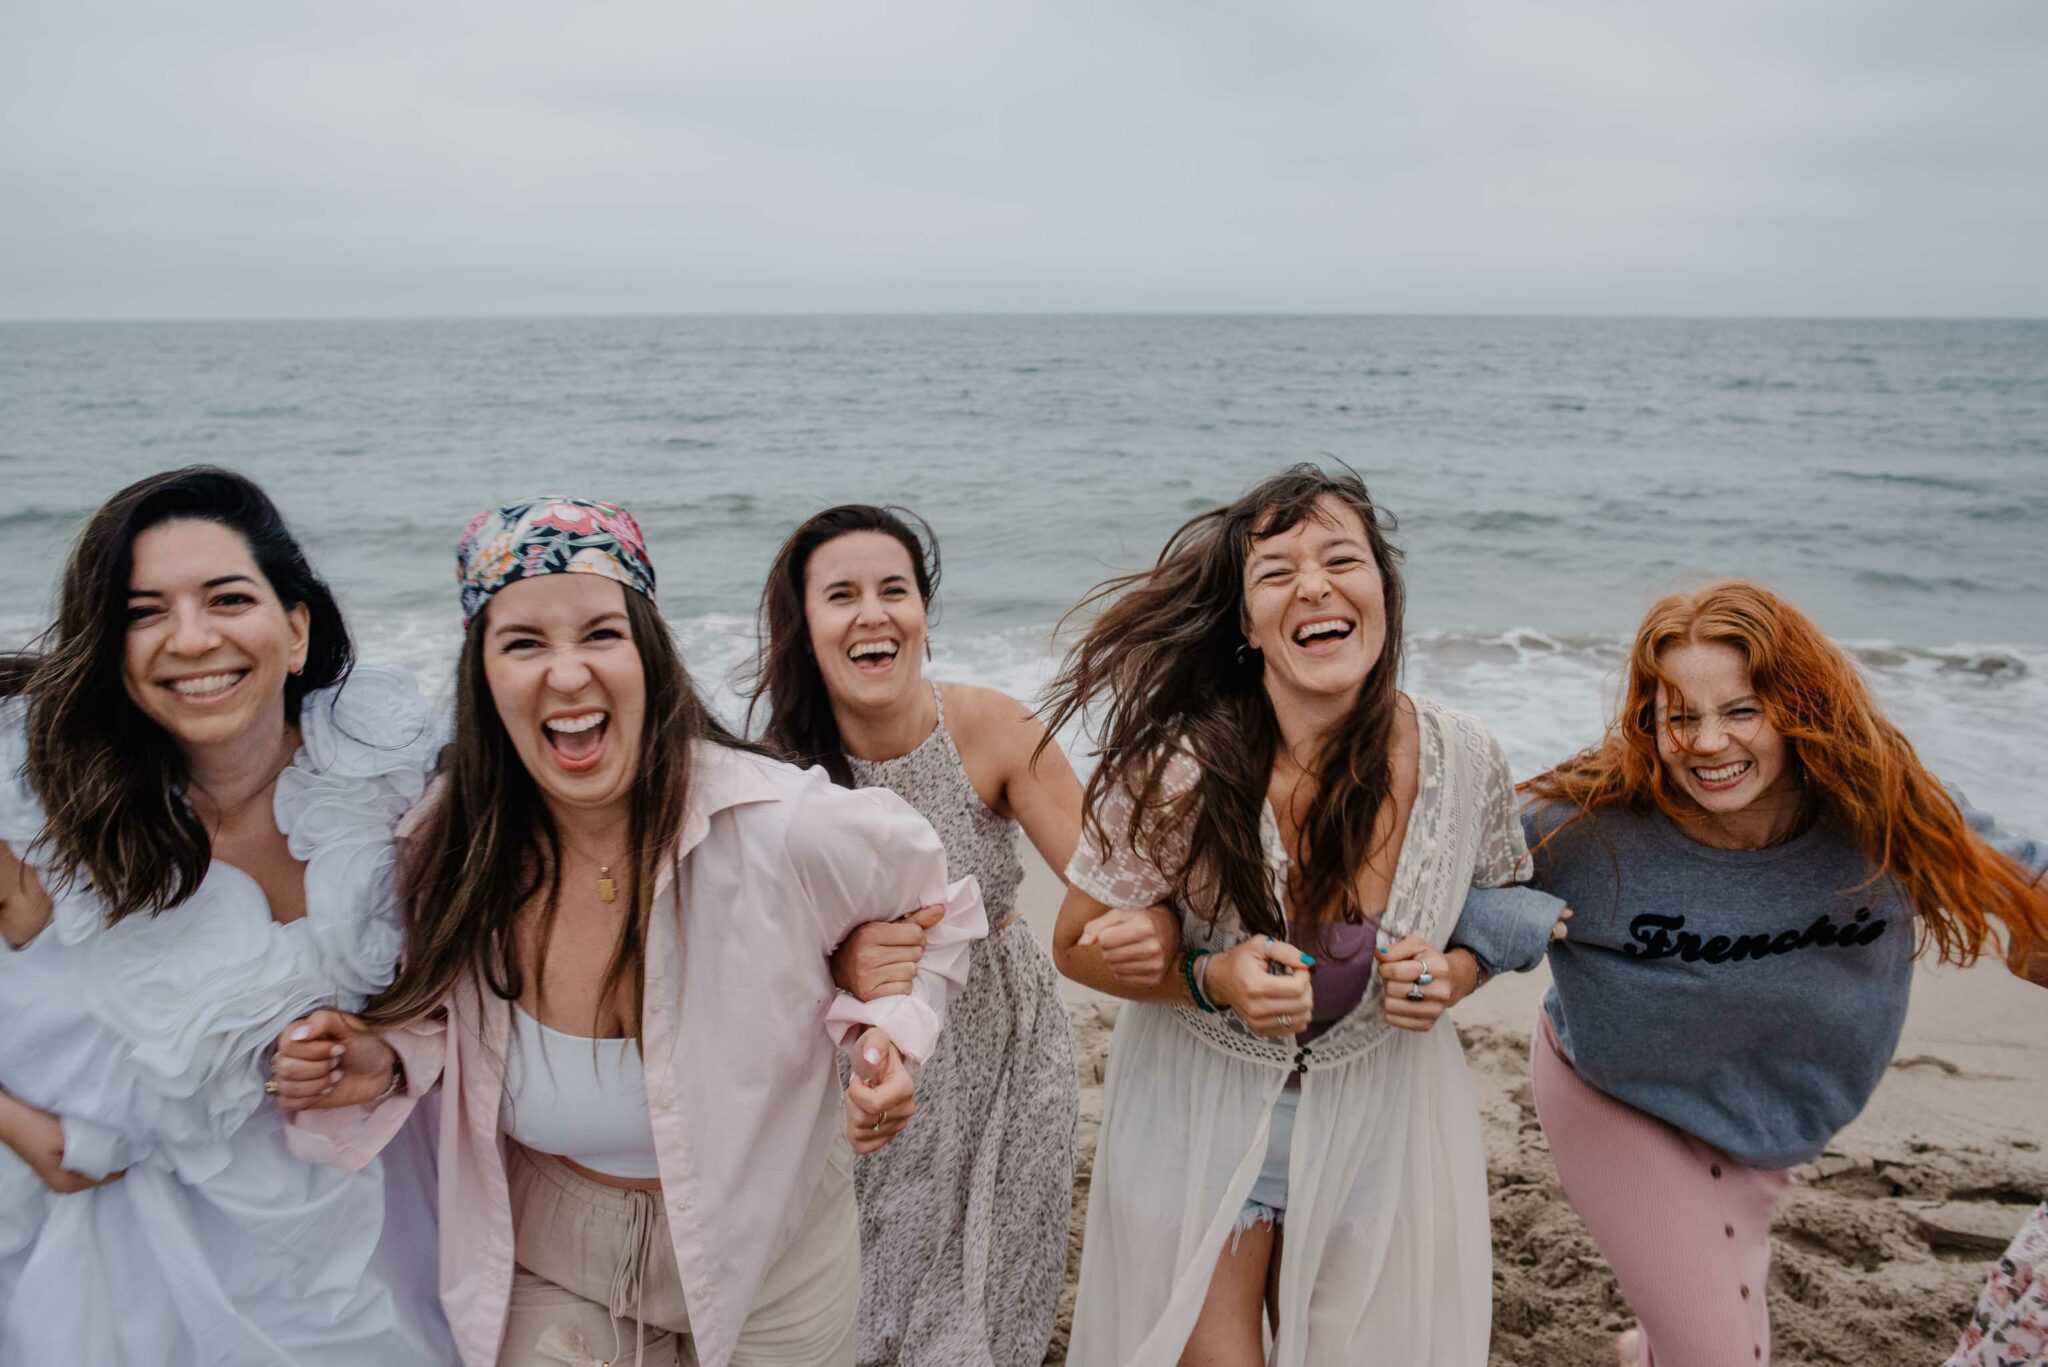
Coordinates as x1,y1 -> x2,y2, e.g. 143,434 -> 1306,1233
544,711 -> 608,766
164,670 -> 249,700
848,641 -> 900,672
1292,620 -> 1354,649
1691,759 -> 1753,788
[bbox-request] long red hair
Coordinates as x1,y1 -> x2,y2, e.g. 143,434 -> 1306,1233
1525,580 -> 2047,970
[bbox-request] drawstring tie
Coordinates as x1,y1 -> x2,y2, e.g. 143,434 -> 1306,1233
533,1185 -> 660,1367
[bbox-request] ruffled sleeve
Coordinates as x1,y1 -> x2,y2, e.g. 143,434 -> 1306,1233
277,666 -> 443,1000
0,671 -> 444,1185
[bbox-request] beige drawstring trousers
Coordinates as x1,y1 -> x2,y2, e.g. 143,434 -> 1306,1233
500,1141 -> 858,1367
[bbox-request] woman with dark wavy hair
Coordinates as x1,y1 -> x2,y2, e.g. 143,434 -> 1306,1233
744,504 -> 1088,1367
275,496 -> 986,1367
0,466 -> 451,1363
1042,464 -> 1548,1366
1451,580 -> 2048,1366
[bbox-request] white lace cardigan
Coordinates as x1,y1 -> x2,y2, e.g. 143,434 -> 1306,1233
1062,697 -> 1531,1367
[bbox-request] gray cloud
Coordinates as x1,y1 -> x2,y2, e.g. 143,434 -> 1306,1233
1,0 -> 2042,317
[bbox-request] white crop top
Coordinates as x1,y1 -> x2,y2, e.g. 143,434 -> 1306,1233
501,1006 -> 661,1180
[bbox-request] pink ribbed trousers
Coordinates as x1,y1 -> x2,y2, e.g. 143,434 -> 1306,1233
1530,1011 -> 1791,1366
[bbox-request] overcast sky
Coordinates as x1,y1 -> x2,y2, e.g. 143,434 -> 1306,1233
2,0 -> 2043,319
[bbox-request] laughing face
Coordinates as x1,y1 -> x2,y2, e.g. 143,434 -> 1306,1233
1654,639 -> 1801,835
122,518 -> 311,755
1240,494 -> 1388,719
479,573 -> 646,822
802,530 -> 927,715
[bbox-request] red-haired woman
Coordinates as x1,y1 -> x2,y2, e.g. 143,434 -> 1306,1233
1453,580 -> 2047,1367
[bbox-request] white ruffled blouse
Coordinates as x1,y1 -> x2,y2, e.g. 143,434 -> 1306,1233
0,667 -> 455,1365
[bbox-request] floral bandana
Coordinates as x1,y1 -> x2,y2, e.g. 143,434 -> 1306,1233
455,496 -> 655,627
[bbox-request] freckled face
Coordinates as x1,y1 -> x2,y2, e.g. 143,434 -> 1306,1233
480,574 -> 645,821
121,518 -> 309,755
1240,495 -> 1387,718
803,532 -> 927,715
1654,640 -> 1798,818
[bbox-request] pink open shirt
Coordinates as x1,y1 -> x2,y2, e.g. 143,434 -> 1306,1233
288,743 -> 987,1367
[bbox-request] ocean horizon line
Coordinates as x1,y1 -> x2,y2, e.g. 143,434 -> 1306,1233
5,309 -> 2048,326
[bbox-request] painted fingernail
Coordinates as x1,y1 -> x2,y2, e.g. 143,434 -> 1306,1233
329,1045 -> 343,1059
289,1026 -> 310,1042
328,1069 -> 342,1083
1300,953 -> 1317,966
864,1048 -> 882,1066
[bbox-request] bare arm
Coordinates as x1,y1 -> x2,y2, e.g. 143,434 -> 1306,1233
0,1088 -> 124,1194
990,697 -> 1084,877
0,841 -> 52,951
1051,884 -> 1187,1002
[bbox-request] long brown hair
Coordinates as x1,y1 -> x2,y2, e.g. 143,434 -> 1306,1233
367,590 -> 756,1036
0,467 -> 353,922
1525,580 -> 2048,970
742,504 -> 941,787
1039,464 -> 1405,949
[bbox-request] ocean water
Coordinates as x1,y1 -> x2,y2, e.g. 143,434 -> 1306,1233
2,316 -> 2043,816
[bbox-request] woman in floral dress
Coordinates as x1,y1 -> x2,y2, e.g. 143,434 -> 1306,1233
747,504 -> 1086,1367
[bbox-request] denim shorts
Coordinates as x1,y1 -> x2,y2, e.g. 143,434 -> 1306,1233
1235,1085 -> 1298,1236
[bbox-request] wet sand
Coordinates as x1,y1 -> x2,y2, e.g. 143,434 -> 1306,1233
1017,858 -> 2047,1366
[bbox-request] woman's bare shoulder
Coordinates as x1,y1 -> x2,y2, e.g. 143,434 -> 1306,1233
939,682 -> 1046,756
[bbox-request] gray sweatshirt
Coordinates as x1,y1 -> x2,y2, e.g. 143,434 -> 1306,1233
1451,791 -> 2042,1170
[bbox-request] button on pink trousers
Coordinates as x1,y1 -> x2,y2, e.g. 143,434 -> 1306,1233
1530,1011 -> 1791,1366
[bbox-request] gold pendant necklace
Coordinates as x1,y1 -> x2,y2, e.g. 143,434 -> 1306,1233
559,835 -> 626,905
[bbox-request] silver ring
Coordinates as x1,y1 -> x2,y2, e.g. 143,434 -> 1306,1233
1417,970 -> 1434,986
1405,984 -> 1426,1002
1277,1013 -> 1292,1026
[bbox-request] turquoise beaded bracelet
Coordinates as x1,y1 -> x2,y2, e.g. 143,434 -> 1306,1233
1183,948 -> 1218,1013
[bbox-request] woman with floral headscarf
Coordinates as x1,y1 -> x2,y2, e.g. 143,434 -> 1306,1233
275,496 -> 988,1367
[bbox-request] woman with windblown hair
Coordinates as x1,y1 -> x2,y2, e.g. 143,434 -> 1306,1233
1451,580 -> 2048,1367
0,467 -> 451,1363
1042,465 -> 1558,1367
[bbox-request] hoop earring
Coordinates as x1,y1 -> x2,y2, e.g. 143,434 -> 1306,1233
1234,641 -> 1261,667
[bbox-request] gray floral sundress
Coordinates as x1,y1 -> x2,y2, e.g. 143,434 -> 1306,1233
844,683 -> 1079,1367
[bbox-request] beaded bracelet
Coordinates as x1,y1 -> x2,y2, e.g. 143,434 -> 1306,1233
1183,948 -> 1219,1013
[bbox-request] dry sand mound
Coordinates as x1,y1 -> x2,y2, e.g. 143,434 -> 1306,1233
1044,1006 -> 2038,1367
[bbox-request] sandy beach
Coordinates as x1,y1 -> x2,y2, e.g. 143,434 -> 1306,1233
1016,857 -> 2047,1366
